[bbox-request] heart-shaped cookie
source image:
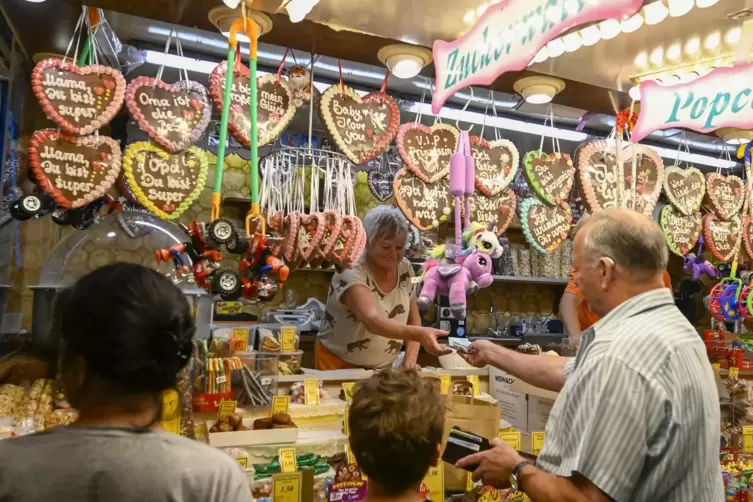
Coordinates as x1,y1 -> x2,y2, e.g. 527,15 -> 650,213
471,137 -> 519,197
519,197 -> 572,254
367,168 -> 396,201
621,144 -> 664,217
397,123 -> 459,183
576,140 -> 623,213
524,151 -> 575,207
315,210 -> 344,261
297,212 -> 326,263
209,63 -> 296,148
662,166 -> 705,216
331,216 -> 359,266
393,168 -> 453,231
28,129 -> 122,209
125,77 -> 211,153
320,84 -> 400,165
743,217 -> 753,260
659,205 -> 702,257
122,142 -> 208,220
284,212 -> 300,263
468,189 -> 517,236
705,173 -> 745,220
704,213 -> 741,262
32,59 -> 126,136
344,217 -> 367,268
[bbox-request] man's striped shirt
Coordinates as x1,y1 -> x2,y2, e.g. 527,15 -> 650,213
536,288 -> 723,501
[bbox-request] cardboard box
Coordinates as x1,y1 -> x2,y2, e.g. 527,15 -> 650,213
207,419 -> 299,447
489,367 -> 528,431
527,396 -> 555,432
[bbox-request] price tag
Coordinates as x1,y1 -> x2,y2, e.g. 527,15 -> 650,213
160,388 -> 180,435
744,426 -> 753,454
712,363 -> 721,374
232,327 -> 250,351
304,379 -> 320,405
281,326 -> 296,352
466,472 -> 475,492
279,447 -> 297,473
216,301 -> 242,315
215,376 -> 227,384
216,400 -> 237,422
236,457 -> 249,469
466,375 -> 480,396
421,464 -> 444,502
730,367 -> 740,378
271,396 -> 290,417
532,431 -> 546,456
440,375 -> 451,396
343,408 -> 350,436
342,382 -> 356,404
272,472 -> 302,502
499,431 -> 521,450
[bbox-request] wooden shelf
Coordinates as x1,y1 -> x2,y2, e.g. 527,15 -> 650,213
492,275 -> 568,285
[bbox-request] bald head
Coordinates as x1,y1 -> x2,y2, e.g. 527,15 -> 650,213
578,208 -> 668,282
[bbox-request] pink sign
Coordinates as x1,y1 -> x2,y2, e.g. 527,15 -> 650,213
632,62 -> 753,142
431,0 -> 643,114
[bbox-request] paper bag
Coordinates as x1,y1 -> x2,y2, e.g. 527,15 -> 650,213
442,394 -> 501,491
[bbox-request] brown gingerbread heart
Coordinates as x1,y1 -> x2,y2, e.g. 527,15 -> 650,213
704,213 -> 740,262
659,205 -> 702,257
662,166 -> 705,216
331,216 -> 359,266
524,151 -> 575,207
392,168 -> 453,231
520,198 -> 572,254
576,140 -> 623,213
622,143 -> 664,218
471,137 -> 519,197
396,123 -> 459,183
297,212 -> 326,263
468,189 -> 517,236
705,173 -> 745,220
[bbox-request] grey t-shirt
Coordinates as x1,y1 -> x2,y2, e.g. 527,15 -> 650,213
0,426 -> 253,502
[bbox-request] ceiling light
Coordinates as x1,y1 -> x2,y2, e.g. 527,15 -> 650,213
209,6 -> 273,39
643,1 -> 668,25
704,31 -> 721,54
580,25 -> 602,46
668,0 -> 693,17
599,19 -> 622,40
547,38 -> 565,58
513,76 -> 566,104
222,0 -> 241,7
621,13 -> 644,33
284,0 -> 320,23
463,9 -> 475,24
377,44 -> 433,79
634,51 -> 648,69
725,27 -> 741,46
629,85 -> 641,101
650,46 -> 664,67
666,43 -> 682,63
717,128 -> 753,145
24,0 -> 46,2
685,37 -> 701,59
696,0 -> 719,7
532,46 -> 549,63
562,33 -> 583,52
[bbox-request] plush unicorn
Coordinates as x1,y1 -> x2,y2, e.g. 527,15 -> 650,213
684,235 -> 716,281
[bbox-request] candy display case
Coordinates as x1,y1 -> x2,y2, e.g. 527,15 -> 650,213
28,211 -> 207,348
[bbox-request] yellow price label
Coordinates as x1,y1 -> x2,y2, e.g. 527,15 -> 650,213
304,379 -> 320,405
421,464 -> 444,502
346,444 -> 357,466
272,472 -> 302,502
216,301 -> 242,315
466,471 -> 475,492
236,457 -> 249,469
744,426 -> 753,454
160,388 -> 180,435
271,396 -> 290,417
342,382 -> 356,404
440,375 -> 451,395
344,408 -> 350,436
712,363 -> 721,373
279,447 -> 297,473
730,367 -> 740,378
466,375 -> 480,396
281,326 -> 297,352
499,431 -> 521,451
232,327 -> 250,351
532,432 -> 546,456
216,400 -> 237,422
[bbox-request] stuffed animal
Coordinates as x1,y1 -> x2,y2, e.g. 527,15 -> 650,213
417,250 -> 494,319
461,223 -> 504,259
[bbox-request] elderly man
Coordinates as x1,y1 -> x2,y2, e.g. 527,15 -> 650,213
459,209 -> 722,502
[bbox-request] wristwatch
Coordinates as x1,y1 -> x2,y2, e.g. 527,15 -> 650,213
509,461 -> 535,491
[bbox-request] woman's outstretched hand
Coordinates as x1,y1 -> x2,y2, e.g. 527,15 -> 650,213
416,327 -> 452,356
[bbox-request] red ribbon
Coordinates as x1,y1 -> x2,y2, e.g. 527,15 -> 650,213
615,108 -> 638,135
338,58 -> 344,93
275,48 -> 289,87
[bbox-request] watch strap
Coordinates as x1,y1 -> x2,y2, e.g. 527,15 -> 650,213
511,460 -> 535,490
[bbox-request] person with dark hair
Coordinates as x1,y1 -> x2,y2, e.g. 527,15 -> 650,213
0,263 -> 252,502
348,369 -> 445,502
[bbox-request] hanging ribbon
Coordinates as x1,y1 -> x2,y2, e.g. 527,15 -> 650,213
338,58 -> 344,93
379,69 -> 389,96
615,108 -> 638,136
275,48 -> 290,86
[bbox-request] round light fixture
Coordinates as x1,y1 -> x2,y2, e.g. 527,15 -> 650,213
222,0 -> 242,7
580,25 -> 602,46
717,127 -> 753,145
668,0 -> 694,17
599,19 -> 622,40
513,76 -> 566,104
643,1 -> 668,25
685,37 -> 701,59
283,0 -> 320,23
621,13 -> 644,33
377,44 -> 433,79
704,31 -> 722,55
649,46 -> 664,67
629,85 -> 642,101
547,38 -> 565,58
24,0 -> 46,3
562,33 -> 583,52
634,51 -> 648,69
696,0 -> 719,7
666,43 -> 682,63
209,6 -> 273,40
726,27 -> 742,46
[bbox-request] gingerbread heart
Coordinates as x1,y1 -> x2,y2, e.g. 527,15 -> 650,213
331,216 -> 359,266
704,213 -> 741,262
468,189 -> 517,236
524,151 -> 575,207
209,63 -> 296,148
397,123 -> 459,183
320,84 -> 400,165
520,197 -> 572,254
345,217 -> 367,268
705,172 -> 745,220
283,212 -> 300,263
315,210 -> 344,260
743,217 -> 753,260
662,166 -> 705,216
297,212 -> 326,263
471,137 -> 519,197
659,205 -> 702,257
367,168 -> 396,202
31,59 -> 126,136
28,129 -> 121,209
621,144 -> 664,218
576,140 -> 623,213
392,168 -> 453,231
125,77 -> 211,153
122,142 -> 208,220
